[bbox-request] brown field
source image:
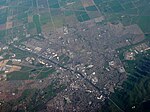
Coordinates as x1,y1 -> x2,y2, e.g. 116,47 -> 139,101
0,60 -> 9,67
28,16 -> 33,23
7,65 -> 21,73
81,0 -> 94,7
0,24 -> 6,30
6,21 -> 13,29
0,91 -> 22,101
42,22 -> 54,37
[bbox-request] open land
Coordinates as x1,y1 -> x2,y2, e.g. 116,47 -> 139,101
0,0 -> 150,112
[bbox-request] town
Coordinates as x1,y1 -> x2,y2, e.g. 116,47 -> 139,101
0,0 -> 150,111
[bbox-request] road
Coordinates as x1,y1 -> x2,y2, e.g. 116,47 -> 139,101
12,44 -> 125,112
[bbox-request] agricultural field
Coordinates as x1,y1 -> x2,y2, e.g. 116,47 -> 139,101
93,0 -> 150,34
0,0 -> 149,36
0,0 -> 150,112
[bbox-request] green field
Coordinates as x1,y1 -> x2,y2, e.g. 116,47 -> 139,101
7,66 -> 56,80
102,54 -> 150,112
8,81 -> 67,112
33,14 -> 42,34
93,0 -> 150,34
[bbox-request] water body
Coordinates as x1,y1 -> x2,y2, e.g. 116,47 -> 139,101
102,54 -> 150,112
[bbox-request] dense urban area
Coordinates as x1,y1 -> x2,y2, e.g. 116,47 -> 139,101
0,0 -> 150,112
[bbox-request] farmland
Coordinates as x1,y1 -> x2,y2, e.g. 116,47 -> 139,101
0,0 -> 150,112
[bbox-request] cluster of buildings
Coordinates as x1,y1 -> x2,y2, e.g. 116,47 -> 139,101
0,5 -> 149,111
124,42 -> 150,60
